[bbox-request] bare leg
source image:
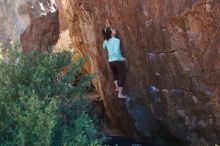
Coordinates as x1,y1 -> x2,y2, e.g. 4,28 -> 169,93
114,80 -> 119,91
118,87 -> 127,98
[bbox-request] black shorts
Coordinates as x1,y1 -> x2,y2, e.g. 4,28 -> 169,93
109,61 -> 126,87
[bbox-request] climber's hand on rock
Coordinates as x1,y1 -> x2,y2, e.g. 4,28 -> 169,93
106,18 -> 109,23
122,57 -> 127,62
105,18 -> 110,27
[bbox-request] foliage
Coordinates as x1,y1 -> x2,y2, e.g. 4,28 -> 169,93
0,45 -> 100,146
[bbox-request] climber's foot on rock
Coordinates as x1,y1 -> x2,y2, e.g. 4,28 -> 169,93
118,94 -> 127,99
115,88 -> 119,92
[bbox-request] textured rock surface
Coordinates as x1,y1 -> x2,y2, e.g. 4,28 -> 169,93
0,0 -> 59,52
54,0 -> 73,52
20,0 -> 60,52
0,0 -> 30,49
62,0 -> 220,145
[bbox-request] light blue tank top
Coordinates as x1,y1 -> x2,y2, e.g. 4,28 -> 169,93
103,37 -> 124,62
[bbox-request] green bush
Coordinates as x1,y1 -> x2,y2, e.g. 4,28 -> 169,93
0,46 -> 100,146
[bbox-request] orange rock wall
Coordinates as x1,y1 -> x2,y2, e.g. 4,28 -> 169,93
62,0 -> 220,145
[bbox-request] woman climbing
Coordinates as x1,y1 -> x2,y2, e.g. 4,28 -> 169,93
102,19 -> 127,99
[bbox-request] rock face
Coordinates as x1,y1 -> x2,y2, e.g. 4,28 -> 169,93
62,0 -> 220,145
0,0 -> 59,52
54,0 -> 73,52
0,0 -> 30,49
20,0 -> 60,52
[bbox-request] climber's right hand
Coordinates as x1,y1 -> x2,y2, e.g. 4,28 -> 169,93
122,57 -> 127,63
105,18 -> 110,27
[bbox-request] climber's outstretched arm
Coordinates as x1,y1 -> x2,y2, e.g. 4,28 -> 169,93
102,19 -> 111,40
105,18 -> 110,28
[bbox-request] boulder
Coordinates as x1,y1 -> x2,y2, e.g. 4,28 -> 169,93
20,0 -> 60,52
62,0 -> 220,145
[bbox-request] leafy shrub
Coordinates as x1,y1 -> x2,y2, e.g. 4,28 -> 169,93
0,46 -> 100,146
